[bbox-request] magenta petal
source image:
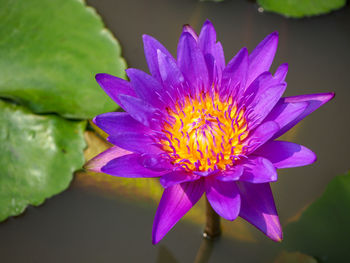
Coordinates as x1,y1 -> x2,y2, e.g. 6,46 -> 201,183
160,171 -> 199,188
126,68 -> 165,108
93,112 -> 149,136
249,83 -> 287,129
216,165 -> 244,181
101,153 -> 167,178
206,178 -> 241,221
140,154 -> 173,172
264,101 -> 308,135
198,20 -> 223,79
182,24 -> 198,41
254,141 -> 317,169
214,42 -> 226,71
243,72 -> 278,105
157,49 -> 186,99
272,93 -> 335,139
239,157 -> 277,183
95,73 -> 136,106
199,21 -> 218,46
247,32 -> 279,88
84,146 -> 131,173
220,48 -> 249,98
152,180 -> 205,244
244,121 -> 280,154
177,32 -> 209,95
143,34 -> 176,81
273,63 -> 288,83
108,132 -> 161,154
243,71 -> 286,128
237,182 -> 282,242
118,94 -> 162,130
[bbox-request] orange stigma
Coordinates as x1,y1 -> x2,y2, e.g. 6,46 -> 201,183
161,93 -> 249,172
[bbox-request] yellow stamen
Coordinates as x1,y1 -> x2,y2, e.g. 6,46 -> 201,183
161,93 -> 249,171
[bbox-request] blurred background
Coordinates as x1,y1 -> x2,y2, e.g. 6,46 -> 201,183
0,0 -> 349,262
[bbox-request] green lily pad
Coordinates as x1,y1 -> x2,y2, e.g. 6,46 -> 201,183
284,172 -> 350,263
0,100 -> 86,222
0,0 -> 126,119
257,0 -> 346,18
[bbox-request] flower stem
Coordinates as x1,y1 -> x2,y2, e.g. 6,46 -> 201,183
194,237 -> 214,263
203,196 -> 221,239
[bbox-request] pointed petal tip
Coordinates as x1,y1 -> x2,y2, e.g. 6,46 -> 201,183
151,232 -> 160,245
180,30 -> 196,41
92,116 -> 97,125
125,67 -> 139,78
327,92 -> 336,101
266,31 -> 279,41
271,231 -> 283,242
142,34 -> 154,43
272,236 -> 283,243
241,47 -> 249,55
202,19 -> 214,29
95,73 -> 108,82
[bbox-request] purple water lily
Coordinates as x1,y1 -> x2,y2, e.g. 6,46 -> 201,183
86,20 -> 334,244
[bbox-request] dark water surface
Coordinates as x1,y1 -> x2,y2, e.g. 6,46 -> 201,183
1,0 -> 349,262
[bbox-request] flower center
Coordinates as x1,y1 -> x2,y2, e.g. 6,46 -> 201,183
161,93 -> 249,172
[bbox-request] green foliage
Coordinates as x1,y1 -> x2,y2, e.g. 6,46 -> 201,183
0,100 -> 86,222
0,0 -> 126,119
258,0 -> 346,18
284,172 -> 350,263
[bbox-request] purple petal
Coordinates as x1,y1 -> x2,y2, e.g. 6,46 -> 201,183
214,42 -> 226,71
247,32 -> 279,88
244,121 -> 280,154
239,156 -> 277,183
152,180 -> 205,244
157,49 -> 186,101
101,153 -> 167,178
95,73 -> 136,106
143,34 -> 176,81
243,71 -> 286,129
272,93 -> 335,139
126,68 -> 165,108
140,154 -> 173,172
160,170 -> 199,188
248,83 -> 287,129
108,132 -> 161,154
237,182 -> 282,242
263,101 -> 308,135
216,165 -> 244,182
198,20 -> 225,83
93,112 -> 149,136
243,72 -> 277,105
199,19 -> 217,57
182,24 -> 198,41
220,48 -> 249,99
118,94 -> 163,130
84,146 -> 131,173
274,63 -> 288,82
254,141 -> 317,169
206,178 -> 241,221
177,32 -> 209,95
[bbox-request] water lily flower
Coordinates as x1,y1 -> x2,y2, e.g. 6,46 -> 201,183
85,20 -> 334,244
